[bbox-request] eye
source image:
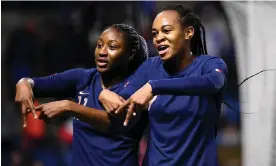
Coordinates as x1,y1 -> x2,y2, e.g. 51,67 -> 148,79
109,45 -> 117,50
152,31 -> 157,38
97,43 -> 103,48
163,29 -> 171,34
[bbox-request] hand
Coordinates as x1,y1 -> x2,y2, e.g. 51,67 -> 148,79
115,83 -> 153,126
15,79 -> 37,128
35,100 -> 70,118
99,89 -> 125,114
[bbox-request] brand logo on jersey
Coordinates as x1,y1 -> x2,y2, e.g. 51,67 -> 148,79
79,91 -> 90,95
215,69 -> 222,73
124,81 -> 130,87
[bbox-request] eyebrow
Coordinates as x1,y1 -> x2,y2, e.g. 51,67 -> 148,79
152,25 -> 173,31
97,38 -> 118,43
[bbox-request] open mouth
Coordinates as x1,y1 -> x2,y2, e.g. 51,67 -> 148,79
157,45 -> 169,55
96,58 -> 108,67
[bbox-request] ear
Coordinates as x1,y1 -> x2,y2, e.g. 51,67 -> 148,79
184,26 -> 194,40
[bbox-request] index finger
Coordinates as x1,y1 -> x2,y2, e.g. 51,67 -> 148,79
123,102 -> 135,126
21,104 -> 27,128
28,99 -> 38,119
115,99 -> 131,114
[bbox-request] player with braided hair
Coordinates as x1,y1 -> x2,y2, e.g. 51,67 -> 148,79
99,5 -> 227,166
15,24 -> 148,166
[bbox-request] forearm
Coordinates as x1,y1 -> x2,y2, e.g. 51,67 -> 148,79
69,101 -> 111,133
148,72 -> 226,96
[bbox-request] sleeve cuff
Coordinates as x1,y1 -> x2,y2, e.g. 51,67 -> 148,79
148,80 -> 159,95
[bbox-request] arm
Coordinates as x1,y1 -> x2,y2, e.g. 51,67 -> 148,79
70,99 -> 145,134
118,59 -> 150,98
96,60 -> 151,131
69,101 -> 111,132
31,68 -> 85,97
148,57 -> 228,96
15,68 -> 85,127
39,99 -> 143,134
117,57 -> 228,126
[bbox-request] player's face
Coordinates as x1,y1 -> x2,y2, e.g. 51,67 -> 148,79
95,27 -> 130,73
152,10 -> 193,61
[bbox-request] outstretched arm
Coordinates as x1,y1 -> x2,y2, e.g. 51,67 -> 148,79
116,57 -> 228,126
37,98 -> 143,134
148,57 -> 227,95
15,68 -> 86,127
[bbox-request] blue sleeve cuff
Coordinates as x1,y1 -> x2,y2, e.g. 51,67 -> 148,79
148,80 -> 159,96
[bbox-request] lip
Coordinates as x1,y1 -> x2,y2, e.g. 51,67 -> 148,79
158,47 -> 170,56
96,58 -> 108,67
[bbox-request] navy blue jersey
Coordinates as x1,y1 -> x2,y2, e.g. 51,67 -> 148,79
120,55 -> 228,166
32,69 -> 148,166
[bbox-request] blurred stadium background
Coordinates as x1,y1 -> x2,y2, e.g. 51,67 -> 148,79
2,1 -> 274,166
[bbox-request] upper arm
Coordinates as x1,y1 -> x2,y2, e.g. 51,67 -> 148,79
106,60 -> 151,134
32,68 -> 85,97
119,59 -> 151,99
203,57 -> 228,89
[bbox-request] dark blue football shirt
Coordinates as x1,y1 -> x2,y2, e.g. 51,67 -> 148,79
32,69 -> 148,166
119,55 -> 228,166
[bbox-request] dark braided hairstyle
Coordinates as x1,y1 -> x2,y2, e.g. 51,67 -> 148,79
162,5 -> 208,56
107,24 -> 149,74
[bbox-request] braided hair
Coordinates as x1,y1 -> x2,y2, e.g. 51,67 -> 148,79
162,5 -> 208,56
107,24 -> 149,74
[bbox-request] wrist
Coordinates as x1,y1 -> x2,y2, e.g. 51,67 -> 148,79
147,80 -> 157,95
63,100 -> 73,112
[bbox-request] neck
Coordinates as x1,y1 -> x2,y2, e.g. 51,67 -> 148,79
163,49 -> 195,75
100,69 -> 128,89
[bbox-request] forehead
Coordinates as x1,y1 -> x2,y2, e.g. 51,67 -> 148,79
99,27 -> 125,42
152,10 -> 181,29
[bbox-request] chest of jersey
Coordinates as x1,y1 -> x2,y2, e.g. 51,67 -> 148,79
148,59 -> 217,126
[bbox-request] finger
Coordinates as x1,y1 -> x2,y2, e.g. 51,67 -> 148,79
115,100 -> 130,114
47,112 -> 55,118
35,105 -> 43,111
119,96 -> 126,103
105,104 -> 114,114
111,104 -> 120,111
124,102 -> 135,126
21,104 -> 27,128
28,99 -> 37,119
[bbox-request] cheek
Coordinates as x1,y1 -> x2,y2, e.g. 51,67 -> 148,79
109,50 -> 127,65
94,48 -> 99,57
172,36 -> 185,51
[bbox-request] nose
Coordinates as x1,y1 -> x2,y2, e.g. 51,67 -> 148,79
155,33 -> 165,44
98,45 -> 108,57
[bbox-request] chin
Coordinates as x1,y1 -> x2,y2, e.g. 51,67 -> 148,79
159,53 -> 172,61
96,66 -> 109,73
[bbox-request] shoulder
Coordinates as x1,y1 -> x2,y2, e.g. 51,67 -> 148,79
196,55 -> 224,62
65,68 -> 98,78
197,55 -> 227,67
197,55 -> 228,74
146,56 -> 162,66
